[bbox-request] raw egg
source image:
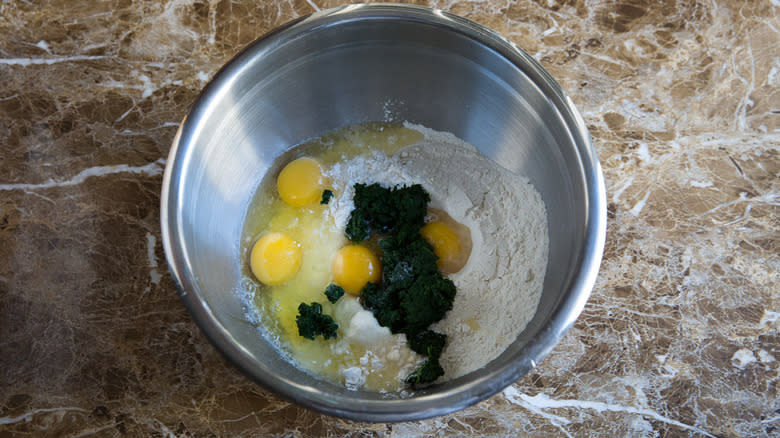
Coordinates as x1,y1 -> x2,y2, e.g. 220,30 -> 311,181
250,232 -> 303,285
332,244 -> 381,295
277,157 -> 324,207
421,208 -> 472,273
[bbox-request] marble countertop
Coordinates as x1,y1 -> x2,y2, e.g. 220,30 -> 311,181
1,0 -> 777,436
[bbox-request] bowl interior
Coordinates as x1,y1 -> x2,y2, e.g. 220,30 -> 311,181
163,4 -> 603,421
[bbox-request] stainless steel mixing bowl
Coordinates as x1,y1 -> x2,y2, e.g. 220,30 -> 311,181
161,3 -> 606,422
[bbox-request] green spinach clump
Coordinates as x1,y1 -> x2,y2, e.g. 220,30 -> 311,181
296,302 -> 338,340
320,189 -> 334,205
345,183 -> 429,243
347,183 -> 456,386
324,284 -> 345,304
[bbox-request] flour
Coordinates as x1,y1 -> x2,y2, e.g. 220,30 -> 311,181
324,124 -> 549,381
330,294 -> 424,390
404,124 -> 548,379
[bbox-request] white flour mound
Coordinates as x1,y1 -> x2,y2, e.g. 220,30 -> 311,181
401,124 -> 549,379
324,123 -> 549,381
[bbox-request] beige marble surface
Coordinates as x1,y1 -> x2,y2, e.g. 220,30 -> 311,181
1,0 -> 778,436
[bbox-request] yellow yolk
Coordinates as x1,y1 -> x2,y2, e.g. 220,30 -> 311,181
277,157 -> 324,207
421,221 -> 459,265
421,220 -> 468,273
332,245 -> 381,295
250,232 -> 303,285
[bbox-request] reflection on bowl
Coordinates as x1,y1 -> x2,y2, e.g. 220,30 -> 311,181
161,3 -> 606,422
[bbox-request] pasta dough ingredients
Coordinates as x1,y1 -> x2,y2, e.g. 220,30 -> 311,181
240,122 -> 549,391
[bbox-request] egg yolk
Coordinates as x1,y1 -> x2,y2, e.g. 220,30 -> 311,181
250,232 -> 303,285
332,245 -> 381,296
277,157 -> 324,207
421,221 -> 466,273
